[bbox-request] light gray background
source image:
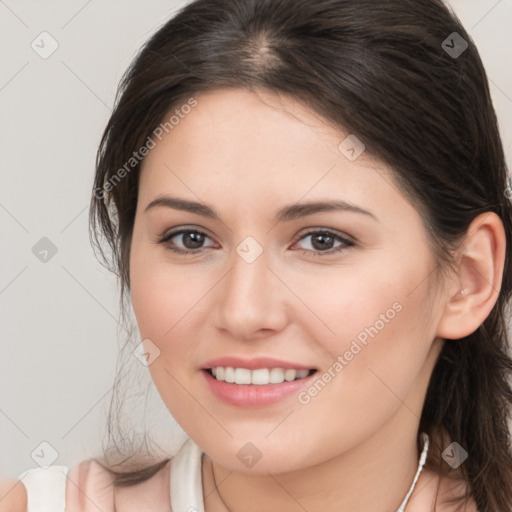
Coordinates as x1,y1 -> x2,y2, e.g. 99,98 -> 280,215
1,0 -> 511,478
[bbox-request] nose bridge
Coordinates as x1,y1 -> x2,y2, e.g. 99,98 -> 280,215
214,240 -> 286,339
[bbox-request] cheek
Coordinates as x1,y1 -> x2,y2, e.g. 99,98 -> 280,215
129,250 -> 202,424
129,241 -> 212,376
299,253 -> 435,406
130,265 -> 170,341
284,283 -> 433,465
129,235 -> 186,339
310,246 -> 433,352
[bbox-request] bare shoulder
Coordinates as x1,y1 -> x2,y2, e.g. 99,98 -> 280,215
65,459 -> 116,512
65,457 -> 173,512
0,478 -> 27,512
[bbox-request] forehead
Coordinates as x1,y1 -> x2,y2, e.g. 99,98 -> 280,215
142,89 -> 382,176
137,88 -> 409,221
143,87 -> 346,172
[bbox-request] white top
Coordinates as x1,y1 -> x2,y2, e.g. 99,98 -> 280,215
17,465 -> 69,512
17,438 -> 204,512
169,438 -> 205,512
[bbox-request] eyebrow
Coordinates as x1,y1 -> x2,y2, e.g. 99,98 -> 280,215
144,195 -> 377,222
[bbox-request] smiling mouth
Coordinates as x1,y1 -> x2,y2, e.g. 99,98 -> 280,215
206,367 -> 317,385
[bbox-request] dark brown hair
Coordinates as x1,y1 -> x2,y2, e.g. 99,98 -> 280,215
89,0 -> 512,509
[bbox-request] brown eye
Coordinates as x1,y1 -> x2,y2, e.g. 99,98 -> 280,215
294,230 -> 354,256
176,231 -> 205,249
159,229 -> 216,254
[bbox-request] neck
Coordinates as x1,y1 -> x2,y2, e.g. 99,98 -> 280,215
203,410 -> 423,512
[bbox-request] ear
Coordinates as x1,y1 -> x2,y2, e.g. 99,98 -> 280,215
435,212 -> 506,340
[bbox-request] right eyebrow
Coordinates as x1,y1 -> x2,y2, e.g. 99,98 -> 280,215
144,196 -> 220,219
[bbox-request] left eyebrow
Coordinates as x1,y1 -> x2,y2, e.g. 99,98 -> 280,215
144,196 -> 378,222
274,200 -> 378,222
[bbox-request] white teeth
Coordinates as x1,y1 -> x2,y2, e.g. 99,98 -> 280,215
234,368 -> 252,384
251,368 -> 269,385
225,367 -> 235,383
269,367 -> 285,384
210,367 -> 312,385
284,369 -> 297,381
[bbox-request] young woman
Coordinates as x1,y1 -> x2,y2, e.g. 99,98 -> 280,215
3,0 -> 512,510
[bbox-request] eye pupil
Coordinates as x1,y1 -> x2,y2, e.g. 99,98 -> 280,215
311,233 -> 334,250
183,231 -> 205,249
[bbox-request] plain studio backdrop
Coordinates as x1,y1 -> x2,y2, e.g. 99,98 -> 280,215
1,0 -> 511,478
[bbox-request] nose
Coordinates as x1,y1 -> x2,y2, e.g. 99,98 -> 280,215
214,246 -> 289,341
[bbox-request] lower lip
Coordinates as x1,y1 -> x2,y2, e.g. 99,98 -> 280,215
202,369 -> 316,408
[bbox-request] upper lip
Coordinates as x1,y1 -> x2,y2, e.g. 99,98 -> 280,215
202,356 -> 315,371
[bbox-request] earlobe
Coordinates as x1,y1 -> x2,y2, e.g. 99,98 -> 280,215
435,212 -> 506,341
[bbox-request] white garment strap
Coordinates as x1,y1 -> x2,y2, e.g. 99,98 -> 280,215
18,465 -> 68,512
169,438 -> 205,512
395,433 -> 430,512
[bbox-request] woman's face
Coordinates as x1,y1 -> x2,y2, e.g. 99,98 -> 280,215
129,87 -> 447,473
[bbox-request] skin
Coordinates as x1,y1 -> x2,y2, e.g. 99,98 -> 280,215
127,87 -> 503,511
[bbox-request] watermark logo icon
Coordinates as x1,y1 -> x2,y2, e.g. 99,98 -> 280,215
442,32 -> 468,59
133,338 -> 161,366
31,32 -> 59,59
338,134 -> 365,161
236,236 -> 263,264
31,441 -> 59,468
32,237 -> 58,263
237,442 -> 262,468
442,442 -> 468,469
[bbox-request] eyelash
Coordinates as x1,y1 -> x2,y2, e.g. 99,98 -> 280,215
157,228 -> 355,257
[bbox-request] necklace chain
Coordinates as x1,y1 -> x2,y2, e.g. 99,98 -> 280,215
211,432 -> 430,512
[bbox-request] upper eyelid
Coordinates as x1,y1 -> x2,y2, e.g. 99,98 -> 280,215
298,229 -> 354,242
